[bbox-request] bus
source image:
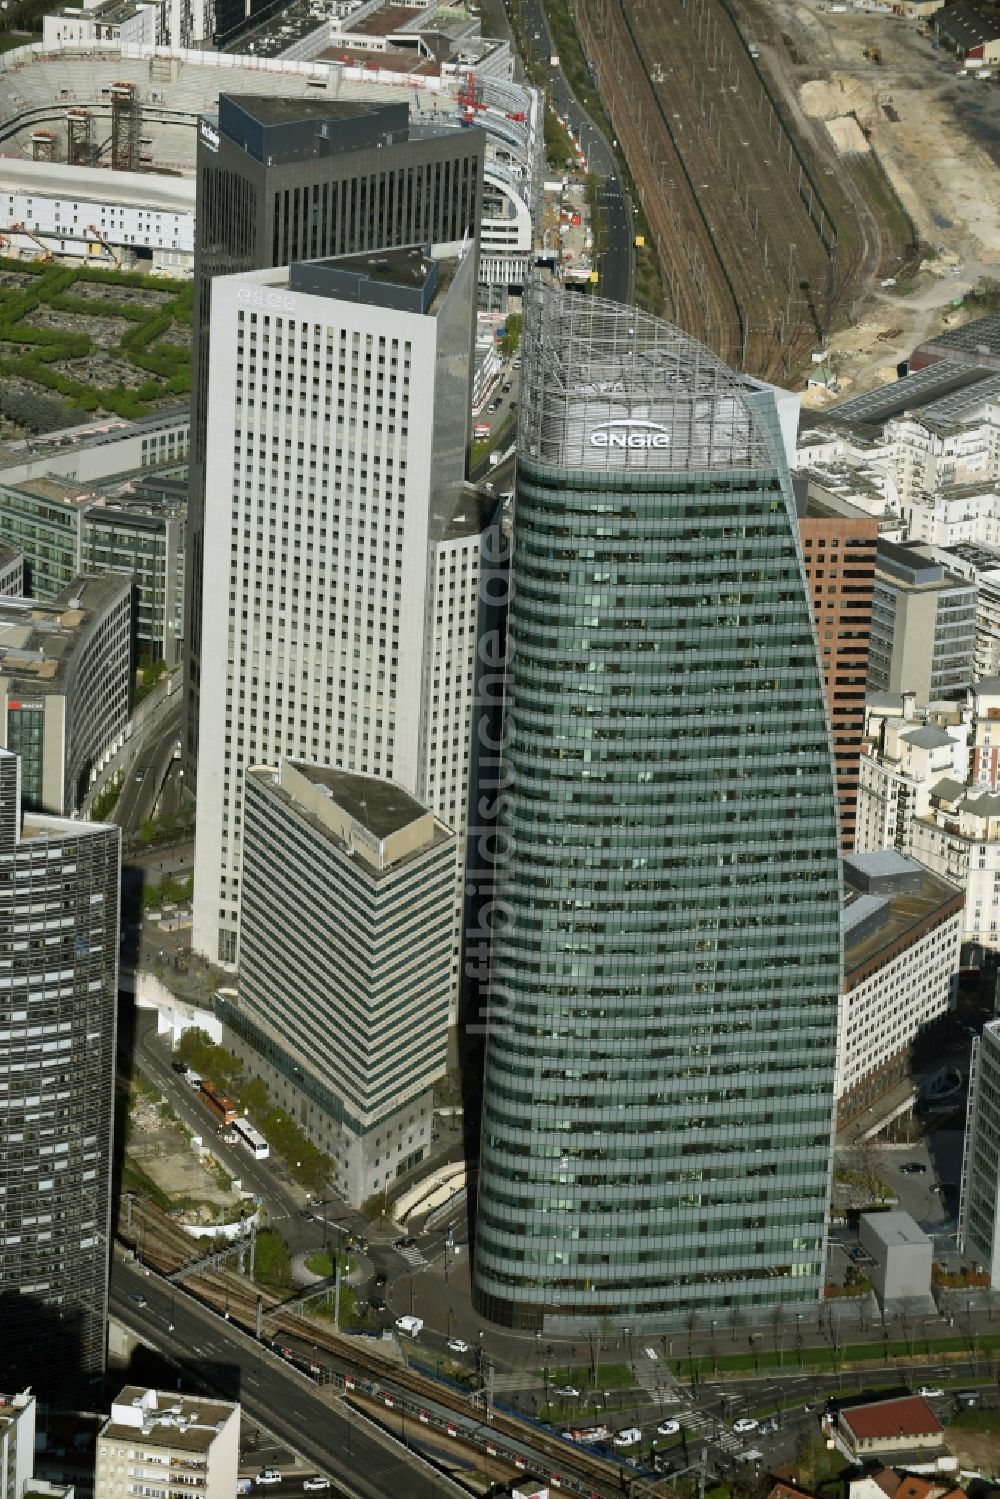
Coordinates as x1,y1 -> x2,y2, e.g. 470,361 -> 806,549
199,1080 -> 239,1127
233,1117 -> 270,1160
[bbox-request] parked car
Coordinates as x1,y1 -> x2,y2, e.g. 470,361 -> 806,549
613,1427 -> 642,1448
657,1419 -> 681,1436
733,1418 -> 759,1434
919,1386 -> 945,1398
899,1162 -> 927,1174
172,1061 -> 188,1075
447,1338 -> 470,1353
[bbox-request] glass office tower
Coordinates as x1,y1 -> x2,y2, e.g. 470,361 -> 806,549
473,285 -> 842,1332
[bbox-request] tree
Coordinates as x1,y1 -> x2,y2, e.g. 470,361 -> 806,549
239,1078 -> 269,1120
253,1229 -> 291,1294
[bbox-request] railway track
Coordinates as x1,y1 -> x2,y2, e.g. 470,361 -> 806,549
575,0 -> 863,380
121,1202 -> 660,1499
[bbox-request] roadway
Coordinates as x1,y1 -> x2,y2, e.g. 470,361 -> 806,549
114,698 -> 184,838
110,1259 -> 469,1499
513,0 -> 633,302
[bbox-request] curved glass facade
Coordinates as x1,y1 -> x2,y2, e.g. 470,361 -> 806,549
473,285 -> 842,1332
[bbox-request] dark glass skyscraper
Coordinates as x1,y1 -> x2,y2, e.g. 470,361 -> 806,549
0,749 -> 120,1395
473,285 -> 842,1333
185,94 -> 483,786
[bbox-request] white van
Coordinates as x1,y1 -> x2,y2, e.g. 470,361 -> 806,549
395,1314 -> 423,1337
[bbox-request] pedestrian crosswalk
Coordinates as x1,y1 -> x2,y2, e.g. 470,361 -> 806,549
397,1244 -> 428,1269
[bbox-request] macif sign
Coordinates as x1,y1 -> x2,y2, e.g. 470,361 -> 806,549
589,419 -> 670,449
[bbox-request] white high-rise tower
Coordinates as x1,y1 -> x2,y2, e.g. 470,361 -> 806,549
193,243 -> 481,996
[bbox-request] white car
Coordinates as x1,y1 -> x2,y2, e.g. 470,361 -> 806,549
302,1481 -> 330,1493
733,1418 -> 759,1434
447,1338 -> 470,1353
256,1474 -> 281,1487
554,1385 -> 581,1398
613,1427 -> 642,1448
656,1419 -> 681,1436
919,1386 -> 945,1398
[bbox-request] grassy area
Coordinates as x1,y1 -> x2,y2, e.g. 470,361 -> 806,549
0,31 -> 38,49
544,107 -> 578,171
679,1330 -> 997,1378
849,153 -> 920,275
134,659 -> 169,705
0,258 -> 192,427
304,1251 -> 353,1278
143,872 -> 193,910
538,1362 -> 635,1390
949,1407 -> 1000,1432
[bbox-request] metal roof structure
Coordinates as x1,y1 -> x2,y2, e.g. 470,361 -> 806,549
519,280 -> 788,474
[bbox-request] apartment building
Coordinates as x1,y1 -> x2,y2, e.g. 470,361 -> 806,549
95,1389 -> 239,1499
960,1019 -> 1000,1284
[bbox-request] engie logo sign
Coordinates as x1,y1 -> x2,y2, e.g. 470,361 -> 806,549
589,419 -> 671,449
200,120 -> 220,153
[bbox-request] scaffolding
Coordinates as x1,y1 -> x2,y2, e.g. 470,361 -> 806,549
66,107 -> 92,167
110,80 -> 139,172
30,130 -> 56,163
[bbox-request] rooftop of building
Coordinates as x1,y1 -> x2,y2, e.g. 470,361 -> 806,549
221,93 -> 382,127
0,576 -> 129,690
899,725 -> 956,750
871,1469 -> 965,1499
875,539 -> 973,592
344,3 -> 417,36
248,761 -> 455,871
285,762 -> 427,838
310,243 -> 435,290
0,408 -> 188,476
840,1395 -> 942,1442
842,854 -> 963,978
935,0 -> 1000,45
942,540 -> 1000,573
0,541 -> 22,572
822,360 -> 996,431
102,1388 -> 234,1452
930,775 -> 966,804
437,480 -> 497,541
9,463 -> 186,521
915,311 -> 1000,356
795,484 -> 881,524
860,1209 -> 932,1248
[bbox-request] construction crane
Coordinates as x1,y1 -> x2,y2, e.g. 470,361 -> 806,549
86,224 -> 121,269
8,223 -> 53,262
